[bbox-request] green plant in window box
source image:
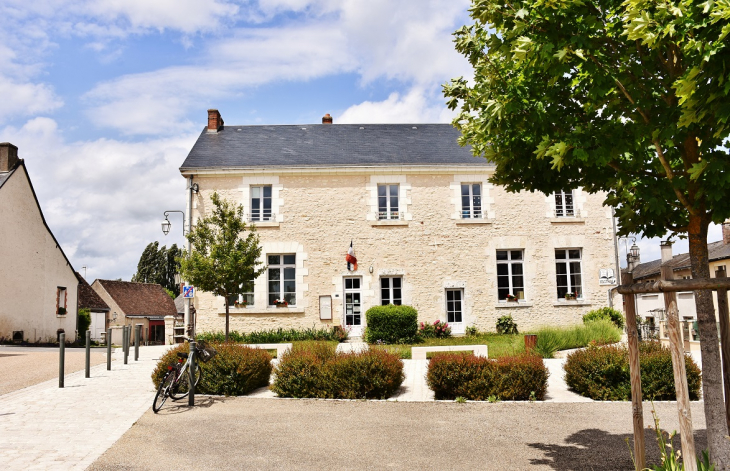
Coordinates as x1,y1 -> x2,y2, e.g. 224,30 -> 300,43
274,299 -> 288,307
506,294 -> 518,302
564,292 -> 577,300
233,301 -> 247,308
58,307 -> 67,315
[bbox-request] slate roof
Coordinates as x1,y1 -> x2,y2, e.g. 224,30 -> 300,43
76,273 -> 109,311
95,280 -> 177,317
180,124 -> 490,170
174,294 -> 185,315
629,240 -> 730,280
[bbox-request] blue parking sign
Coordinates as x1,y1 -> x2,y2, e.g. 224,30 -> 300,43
183,286 -> 195,298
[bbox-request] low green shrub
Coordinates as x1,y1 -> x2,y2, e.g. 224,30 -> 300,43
426,353 -> 548,401
272,342 -> 404,399
77,308 -> 91,341
418,320 -> 452,339
533,320 -> 622,358
151,342 -> 272,396
465,326 -> 479,336
364,305 -> 418,344
582,307 -> 625,329
496,315 -> 518,334
197,325 -> 349,344
564,341 -> 702,401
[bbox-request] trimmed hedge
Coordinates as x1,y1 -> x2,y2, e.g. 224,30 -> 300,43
364,304 -> 418,344
151,342 -> 272,396
426,353 -> 549,401
197,325 -> 348,343
272,342 -> 405,399
582,307 -> 625,329
564,341 -> 702,401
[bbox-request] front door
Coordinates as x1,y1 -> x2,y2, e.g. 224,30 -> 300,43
446,289 -> 465,335
344,277 -> 364,337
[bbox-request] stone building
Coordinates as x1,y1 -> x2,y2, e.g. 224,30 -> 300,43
179,110 -> 618,336
0,143 -> 79,343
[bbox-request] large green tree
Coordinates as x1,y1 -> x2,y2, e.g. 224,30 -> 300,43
444,0 -> 730,465
132,242 -> 183,296
179,192 -> 266,341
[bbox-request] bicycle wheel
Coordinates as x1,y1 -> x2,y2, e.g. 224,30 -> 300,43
170,363 -> 202,400
153,372 -> 175,413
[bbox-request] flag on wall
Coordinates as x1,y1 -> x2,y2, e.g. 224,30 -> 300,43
346,240 -> 358,271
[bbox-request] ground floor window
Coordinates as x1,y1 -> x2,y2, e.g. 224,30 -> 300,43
446,289 -> 463,324
555,248 -> 583,299
227,280 -> 255,307
381,276 -> 402,305
344,277 -> 362,329
268,254 -> 296,305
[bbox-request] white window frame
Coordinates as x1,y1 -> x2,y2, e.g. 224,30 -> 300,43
460,183 -> 483,219
554,190 -> 575,217
555,248 -> 584,299
343,277 -> 363,331
268,254 -> 297,306
377,184 -> 401,220
445,288 -> 464,325
250,185 -> 273,222
496,250 -> 525,301
380,276 -> 403,305
227,281 -> 255,308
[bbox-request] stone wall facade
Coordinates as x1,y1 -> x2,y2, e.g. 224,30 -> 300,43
187,167 -> 618,335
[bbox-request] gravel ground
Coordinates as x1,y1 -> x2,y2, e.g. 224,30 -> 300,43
0,347 -> 107,395
90,398 -> 707,470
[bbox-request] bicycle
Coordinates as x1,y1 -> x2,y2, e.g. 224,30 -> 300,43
153,338 -> 216,413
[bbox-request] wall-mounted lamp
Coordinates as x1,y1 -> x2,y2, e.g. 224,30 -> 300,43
369,266 -> 373,274
162,210 -> 186,236
190,183 -> 199,193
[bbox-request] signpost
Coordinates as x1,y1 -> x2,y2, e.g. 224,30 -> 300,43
183,286 -> 195,299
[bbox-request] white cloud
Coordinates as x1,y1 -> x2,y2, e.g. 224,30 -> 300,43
2,118 -> 196,281
338,87 -> 455,124
0,77 -> 63,124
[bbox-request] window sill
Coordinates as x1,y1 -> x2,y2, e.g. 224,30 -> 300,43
56,314 -> 67,318
456,218 -> 493,225
550,217 -> 585,224
371,220 -> 409,227
495,302 -> 533,308
553,301 -> 592,307
220,307 -> 305,315
249,221 -> 279,228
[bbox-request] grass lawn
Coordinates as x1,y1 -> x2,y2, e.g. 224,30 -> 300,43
371,333 -> 526,359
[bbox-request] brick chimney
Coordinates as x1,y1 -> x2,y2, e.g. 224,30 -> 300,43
207,109 -> 224,133
723,220 -> 730,245
322,113 -> 333,124
660,240 -> 673,264
0,143 -> 19,172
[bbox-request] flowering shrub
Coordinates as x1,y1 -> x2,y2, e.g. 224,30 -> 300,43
426,353 -> 548,401
564,341 -> 702,400
272,342 -> 404,399
419,320 -> 452,339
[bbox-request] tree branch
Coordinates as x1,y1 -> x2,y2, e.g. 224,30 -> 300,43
652,138 -> 696,215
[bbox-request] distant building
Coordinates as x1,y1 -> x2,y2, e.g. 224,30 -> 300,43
91,280 -> 179,344
0,143 -> 79,343
178,110 -> 618,336
76,272 -> 110,341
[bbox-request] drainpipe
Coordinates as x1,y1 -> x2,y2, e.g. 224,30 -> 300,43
184,176 -> 195,337
610,207 -> 621,308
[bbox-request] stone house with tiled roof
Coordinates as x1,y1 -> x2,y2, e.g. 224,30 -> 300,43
76,273 -> 109,341
91,279 -> 178,345
177,110 -> 618,336
0,143 -> 79,343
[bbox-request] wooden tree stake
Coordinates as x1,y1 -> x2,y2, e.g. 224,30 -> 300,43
716,266 -> 730,433
623,272 -> 645,470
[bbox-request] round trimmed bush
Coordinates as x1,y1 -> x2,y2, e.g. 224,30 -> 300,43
582,307 -> 625,329
564,341 -> 702,400
364,305 -> 418,344
272,342 -> 404,399
151,342 -> 273,396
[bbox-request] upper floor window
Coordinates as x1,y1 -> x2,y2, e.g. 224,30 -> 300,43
268,254 -> 296,305
378,184 -> 400,220
496,250 -> 524,301
227,280 -> 255,307
555,249 -> 583,299
250,185 -> 273,222
381,276 -> 402,305
461,184 -> 482,219
57,287 -> 67,315
554,190 -> 575,217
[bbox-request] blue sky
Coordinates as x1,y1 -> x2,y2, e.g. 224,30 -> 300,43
0,0 -> 722,281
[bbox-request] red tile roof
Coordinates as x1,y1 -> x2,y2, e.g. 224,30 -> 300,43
96,280 -> 177,317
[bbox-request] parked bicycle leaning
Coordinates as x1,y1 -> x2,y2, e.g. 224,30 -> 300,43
153,338 -> 217,413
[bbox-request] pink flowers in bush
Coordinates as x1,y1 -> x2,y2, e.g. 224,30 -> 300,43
419,320 -> 452,339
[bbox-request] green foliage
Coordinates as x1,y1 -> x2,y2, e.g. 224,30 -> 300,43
179,192 -> 266,340
496,315 -> 518,334
533,320 -> 622,358
583,307 -> 625,329
564,342 -> 702,401
426,353 -> 549,401
151,343 -> 272,396
465,325 -> 479,336
271,342 -> 405,399
77,308 -> 91,338
132,242 -> 183,297
196,325 -> 348,343
364,305 -> 419,344
643,407 -> 715,471
418,320 -> 452,339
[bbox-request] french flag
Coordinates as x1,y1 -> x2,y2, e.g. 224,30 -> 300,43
346,240 -> 358,271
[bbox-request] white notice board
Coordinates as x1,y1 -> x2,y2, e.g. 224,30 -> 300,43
319,296 -> 332,320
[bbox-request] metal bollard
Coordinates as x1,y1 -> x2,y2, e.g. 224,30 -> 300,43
188,341 -> 196,406
107,327 -> 112,370
59,333 -> 65,388
123,326 -> 129,365
85,330 -> 91,378
134,324 -> 141,361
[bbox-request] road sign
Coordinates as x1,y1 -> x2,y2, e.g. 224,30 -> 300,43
183,286 -> 195,298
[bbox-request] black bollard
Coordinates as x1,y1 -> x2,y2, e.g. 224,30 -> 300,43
123,326 -> 129,365
59,333 -> 65,388
85,330 -> 91,378
107,327 -> 112,370
134,324 -> 141,361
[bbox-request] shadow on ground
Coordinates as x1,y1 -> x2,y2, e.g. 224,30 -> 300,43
529,428 -> 708,470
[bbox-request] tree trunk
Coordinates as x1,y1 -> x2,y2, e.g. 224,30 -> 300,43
225,302 -> 230,343
688,214 -> 730,467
